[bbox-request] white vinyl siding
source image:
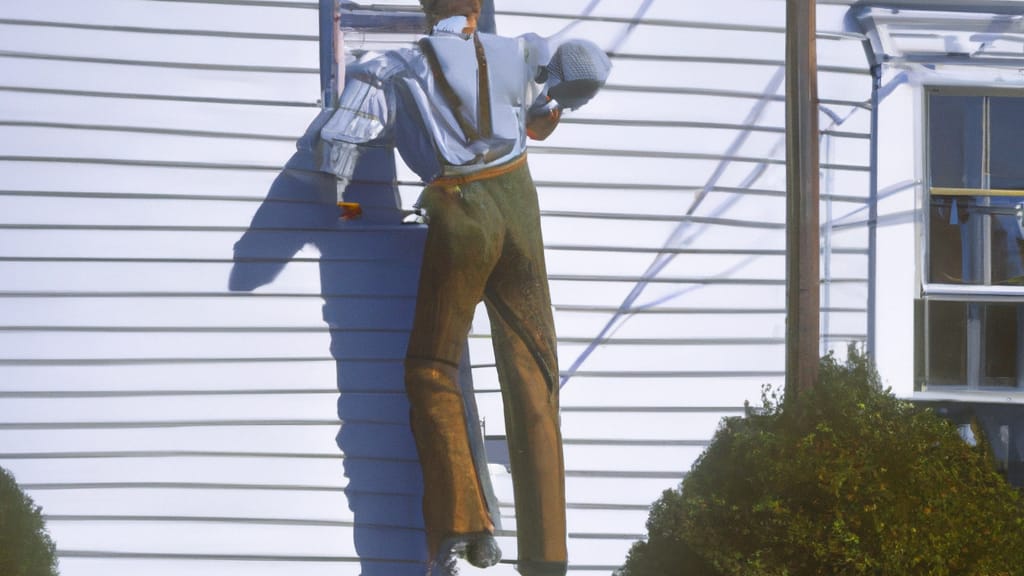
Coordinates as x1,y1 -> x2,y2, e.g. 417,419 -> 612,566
0,1 -> 874,575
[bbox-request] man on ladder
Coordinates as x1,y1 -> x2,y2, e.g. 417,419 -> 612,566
321,2 -> 610,574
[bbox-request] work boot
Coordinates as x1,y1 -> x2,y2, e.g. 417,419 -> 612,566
430,533 -> 502,575
466,533 -> 501,567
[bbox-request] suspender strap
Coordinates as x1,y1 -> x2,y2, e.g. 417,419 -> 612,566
418,34 -> 493,143
472,32 -> 493,140
418,37 -> 479,142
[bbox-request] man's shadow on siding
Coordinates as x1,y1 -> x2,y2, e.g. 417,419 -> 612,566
229,111 -> 431,574
228,112 -> 496,575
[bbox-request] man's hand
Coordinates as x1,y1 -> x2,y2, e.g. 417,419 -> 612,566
527,99 -> 561,141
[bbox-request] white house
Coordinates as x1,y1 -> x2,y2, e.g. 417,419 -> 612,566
4,1 -> 1018,575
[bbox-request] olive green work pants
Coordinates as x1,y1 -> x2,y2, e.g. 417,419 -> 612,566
404,160 -> 567,569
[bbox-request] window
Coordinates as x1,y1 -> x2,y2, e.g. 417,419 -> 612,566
921,90 -> 1024,389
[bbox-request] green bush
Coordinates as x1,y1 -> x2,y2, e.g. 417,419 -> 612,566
0,466 -> 59,576
618,346 -> 1024,576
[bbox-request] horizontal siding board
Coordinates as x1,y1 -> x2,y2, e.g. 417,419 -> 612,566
0,47 -> 317,75
0,359 -> 350,391
43,521 -> 420,560
0,394 -> 341,424
545,250 -> 788,279
3,442 -> 704,478
0,226 -> 795,260
0,261 -> 420,295
560,117 -> 869,141
820,310 -> 868,336
550,281 -> 786,308
477,402 -> 729,440
830,221 -> 871,240
550,310 -> 786,340
0,25 -> 318,68
498,13 -> 786,56
4,425 -> 352,455
474,342 -> 783,375
31,488 -> 419,528
0,120 -> 297,143
566,538 -> 636,567
467,369 -> 777,402
823,169 -> 872,200
0,328 -> 788,352
526,122 -> 789,164
563,444 -> 706,474
0,160 -> 288,197
560,476 -> 682,507
501,4 -> 790,31
540,216 -> 786,248
1,456 -> 353,487
0,191 -> 870,231
821,279 -> 869,304
0,332 -> 396,362
0,84 -> 316,109
0,17 -> 319,42
0,228 -> 424,260
1,420 -> 387,455
2,0 -> 317,36
553,87 -> 791,128
821,130 -> 872,166
565,412 -> 725,442
0,262 -> 852,299
49,537 -> 643,576
0,0 -> 875,573
0,296 -> 411,330
0,91 -> 322,136
0,194 -> 296,228
605,52 -> 864,77
0,154 -> 287,173
0,57 -> 319,103
557,376 -> 781,406
565,508 -> 649,534
53,558 -> 400,576
0,411 -> 722,449
601,58 -> 786,98
0,126 -> 301,170
539,184 -> 760,216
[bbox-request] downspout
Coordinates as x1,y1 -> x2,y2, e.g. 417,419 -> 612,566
855,5 -> 883,361
823,134 -> 833,356
868,63 -> 881,358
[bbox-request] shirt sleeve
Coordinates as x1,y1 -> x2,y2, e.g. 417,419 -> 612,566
519,32 -> 554,112
319,52 -> 404,182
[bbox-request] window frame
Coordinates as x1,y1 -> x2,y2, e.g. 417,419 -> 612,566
920,85 -> 1024,391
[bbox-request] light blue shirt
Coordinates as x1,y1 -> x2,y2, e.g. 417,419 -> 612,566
321,23 -> 554,186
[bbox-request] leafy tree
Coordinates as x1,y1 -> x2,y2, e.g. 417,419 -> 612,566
618,346 -> 1024,576
0,466 -> 59,576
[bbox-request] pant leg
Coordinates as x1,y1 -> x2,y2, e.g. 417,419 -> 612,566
482,166 -> 567,571
405,183 -> 505,557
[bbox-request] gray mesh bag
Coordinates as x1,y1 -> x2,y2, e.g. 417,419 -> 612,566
544,39 -> 612,110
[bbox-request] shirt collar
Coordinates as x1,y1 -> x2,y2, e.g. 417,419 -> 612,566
433,15 -> 472,37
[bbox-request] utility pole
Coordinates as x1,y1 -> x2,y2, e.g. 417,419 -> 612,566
785,0 -> 820,398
